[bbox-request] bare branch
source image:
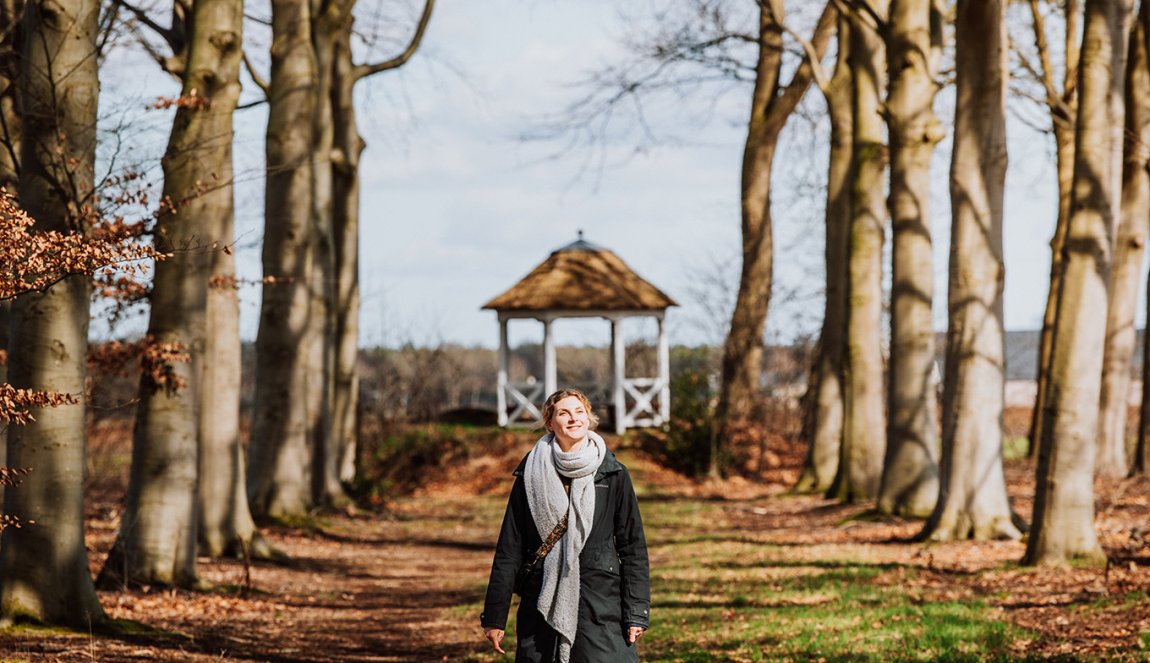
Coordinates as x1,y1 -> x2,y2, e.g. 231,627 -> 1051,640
354,0 -> 435,81
774,1 -> 838,120
778,3 -> 837,96
112,0 -> 180,52
243,51 -> 270,97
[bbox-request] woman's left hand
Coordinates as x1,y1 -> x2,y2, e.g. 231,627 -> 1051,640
627,625 -> 645,644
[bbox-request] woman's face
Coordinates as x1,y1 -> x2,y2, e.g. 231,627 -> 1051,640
548,395 -> 591,449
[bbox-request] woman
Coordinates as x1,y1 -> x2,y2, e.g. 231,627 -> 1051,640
481,388 -> 650,662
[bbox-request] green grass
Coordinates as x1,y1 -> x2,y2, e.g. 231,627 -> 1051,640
452,495 -> 1046,662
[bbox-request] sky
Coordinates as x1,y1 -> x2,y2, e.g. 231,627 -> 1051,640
96,0 -> 1090,351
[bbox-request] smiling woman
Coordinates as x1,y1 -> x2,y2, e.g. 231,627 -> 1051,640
481,388 -> 651,662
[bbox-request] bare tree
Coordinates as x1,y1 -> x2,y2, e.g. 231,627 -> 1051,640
0,0 -> 106,625
1024,0 -> 1132,567
1098,0 -> 1150,478
797,14 -> 852,494
876,0 -> 944,517
248,0 -> 434,516
1024,0 -> 1081,456
833,0 -> 889,502
922,0 -> 1022,541
1129,1 -> 1150,476
714,0 -> 836,477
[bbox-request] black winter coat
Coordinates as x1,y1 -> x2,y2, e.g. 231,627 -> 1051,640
481,448 -> 651,662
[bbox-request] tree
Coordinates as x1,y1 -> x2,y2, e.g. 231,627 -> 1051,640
98,0 -> 252,587
1025,0 -> 1081,456
714,0 -> 836,477
1128,0 -> 1150,476
248,0 -> 434,517
1024,0 -> 1132,566
1098,0 -> 1150,478
0,0 -> 104,625
876,0 -> 943,517
797,14 -> 852,494
247,0 -> 321,519
833,0 -> 888,502
921,0 -> 1022,541
329,0 -> 435,486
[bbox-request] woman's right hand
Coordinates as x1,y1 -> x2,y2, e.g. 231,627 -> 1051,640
483,627 -> 506,654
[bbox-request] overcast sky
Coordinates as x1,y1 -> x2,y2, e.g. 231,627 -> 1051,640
98,0 -> 1100,351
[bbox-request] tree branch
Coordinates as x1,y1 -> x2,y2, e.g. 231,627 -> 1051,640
353,0 -> 435,81
243,51 -> 270,97
773,0 -> 838,120
112,0 -> 181,52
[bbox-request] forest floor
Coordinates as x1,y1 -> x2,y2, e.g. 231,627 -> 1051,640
2,417 -> 1150,661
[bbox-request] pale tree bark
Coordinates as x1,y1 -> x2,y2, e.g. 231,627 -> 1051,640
0,0 -> 105,625
331,24 -> 363,486
191,0 -> 265,559
833,0 -> 888,502
1029,0 -> 1081,456
330,0 -> 435,488
1024,0 -> 1132,567
248,0 -> 320,520
714,0 -> 837,478
921,0 -> 1021,542
1128,2 -> 1150,477
99,0 -> 253,588
1097,1 -> 1150,478
797,15 -> 852,494
877,0 -> 943,517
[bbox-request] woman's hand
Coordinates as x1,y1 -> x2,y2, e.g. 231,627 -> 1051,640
483,627 -> 506,654
627,625 -> 645,644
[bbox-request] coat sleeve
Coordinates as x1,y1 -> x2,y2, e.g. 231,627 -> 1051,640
481,474 -> 527,630
613,466 -> 651,629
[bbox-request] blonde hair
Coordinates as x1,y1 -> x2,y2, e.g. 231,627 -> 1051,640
542,388 -> 600,432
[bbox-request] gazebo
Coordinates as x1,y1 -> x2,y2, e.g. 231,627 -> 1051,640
482,233 -> 678,434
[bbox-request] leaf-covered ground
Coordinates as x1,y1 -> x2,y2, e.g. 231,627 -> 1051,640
2,425 -> 1150,661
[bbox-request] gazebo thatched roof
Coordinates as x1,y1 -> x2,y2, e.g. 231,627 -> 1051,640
482,235 -> 678,313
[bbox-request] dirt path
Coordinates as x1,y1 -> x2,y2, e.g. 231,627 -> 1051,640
3,446 -> 1150,661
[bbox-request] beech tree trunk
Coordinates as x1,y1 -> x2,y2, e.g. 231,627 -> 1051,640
1029,0 -> 1080,456
833,0 -> 888,502
798,15 -> 852,494
1097,0 -> 1150,478
0,0 -> 20,472
1024,0 -> 1131,566
714,1 -> 836,478
192,0 -> 264,559
332,22 -> 364,486
0,0 -> 105,625
878,0 -> 943,517
922,0 -> 1021,541
1129,1 -> 1150,476
248,0 -> 321,520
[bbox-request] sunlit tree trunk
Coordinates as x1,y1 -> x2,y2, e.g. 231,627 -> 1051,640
1024,0 -> 1132,567
192,0 -> 265,559
922,0 -> 1021,541
1098,1 -> 1150,479
99,0 -> 256,588
798,15 -> 852,494
0,0 -> 105,625
1029,0 -> 1081,457
878,0 -> 943,517
834,0 -> 888,502
714,1 -> 836,478
332,23 -> 363,486
1128,2 -> 1150,477
249,0 -> 320,519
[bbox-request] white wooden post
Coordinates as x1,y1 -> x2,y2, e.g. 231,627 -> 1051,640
497,316 -> 509,427
658,314 -> 670,424
612,317 -> 626,434
543,317 -> 557,398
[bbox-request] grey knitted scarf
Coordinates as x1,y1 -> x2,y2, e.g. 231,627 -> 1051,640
523,430 -> 605,663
